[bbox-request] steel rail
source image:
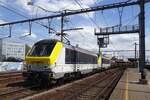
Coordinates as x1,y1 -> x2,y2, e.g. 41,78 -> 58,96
94,70 -> 123,100
64,68 -> 120,100
0,85 -> 39,97
77,71 -> 119,100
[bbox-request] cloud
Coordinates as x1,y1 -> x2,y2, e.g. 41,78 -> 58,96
67,25 -> 98,51
15,0 -> 33,13
14,0 -> 96,19
105,34 -> 139,50
21,32 -> 37,39
0,19 -> 7,24
34,0 -> 96,12
67,25 -> 140,55
80,0 -> 96,5
68,24 -> 142,54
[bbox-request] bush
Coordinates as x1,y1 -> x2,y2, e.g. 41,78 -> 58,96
5,57 -> 23,62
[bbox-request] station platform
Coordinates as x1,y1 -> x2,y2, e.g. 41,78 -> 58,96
109,68 -> 150,100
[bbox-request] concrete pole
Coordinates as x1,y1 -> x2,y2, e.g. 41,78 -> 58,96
61,14 -> 64,42
139,0 -> 147,83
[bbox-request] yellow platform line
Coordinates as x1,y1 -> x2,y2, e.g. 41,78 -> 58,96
125,70 -> 128,100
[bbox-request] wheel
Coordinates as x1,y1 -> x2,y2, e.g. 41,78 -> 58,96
57,78 -> 64,85
75,72 -> 81,79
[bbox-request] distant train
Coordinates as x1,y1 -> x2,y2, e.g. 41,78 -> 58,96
23,39 -> 111,83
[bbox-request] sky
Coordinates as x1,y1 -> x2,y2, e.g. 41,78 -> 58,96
0,0 -> 150,59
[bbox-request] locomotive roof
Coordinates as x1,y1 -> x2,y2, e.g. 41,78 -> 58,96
35,39 -> 97,57
34,39 -> 59,45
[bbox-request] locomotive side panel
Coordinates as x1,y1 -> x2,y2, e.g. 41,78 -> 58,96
51,46 -> 74,79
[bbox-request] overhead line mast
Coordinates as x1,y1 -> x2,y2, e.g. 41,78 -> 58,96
94,0 -> 149,83
139,0 -> 146,82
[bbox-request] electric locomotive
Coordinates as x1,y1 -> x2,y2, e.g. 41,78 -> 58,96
24,39 -> 108,82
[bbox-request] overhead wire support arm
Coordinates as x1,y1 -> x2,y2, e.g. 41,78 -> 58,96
29,21 -> 32,35
117,7 -> 124,27
61,12 -> 65,42
8,24 -> 12,37
63,28 -> 83,32
48,18 -> 52,34
0,0 -> 150,27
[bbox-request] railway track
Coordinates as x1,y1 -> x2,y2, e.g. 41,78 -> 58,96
0,68 -> 124,100
65,68 -> 123,100
67,69 -> 122,100
0,84 -> 42,100
23,68 -> 124,100
0,71 -> 25,88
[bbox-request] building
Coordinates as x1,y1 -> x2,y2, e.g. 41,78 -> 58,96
0,39 -> 25,61
25,44 -> 31,55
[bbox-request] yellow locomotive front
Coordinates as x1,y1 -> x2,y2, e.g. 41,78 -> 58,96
25,40 -> 56,72
23,39 -> 63,83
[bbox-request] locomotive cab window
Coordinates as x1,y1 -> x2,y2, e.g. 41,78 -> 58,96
28,42 -> 56,56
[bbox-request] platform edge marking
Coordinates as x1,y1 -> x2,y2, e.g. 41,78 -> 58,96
125,71 -> 128,100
